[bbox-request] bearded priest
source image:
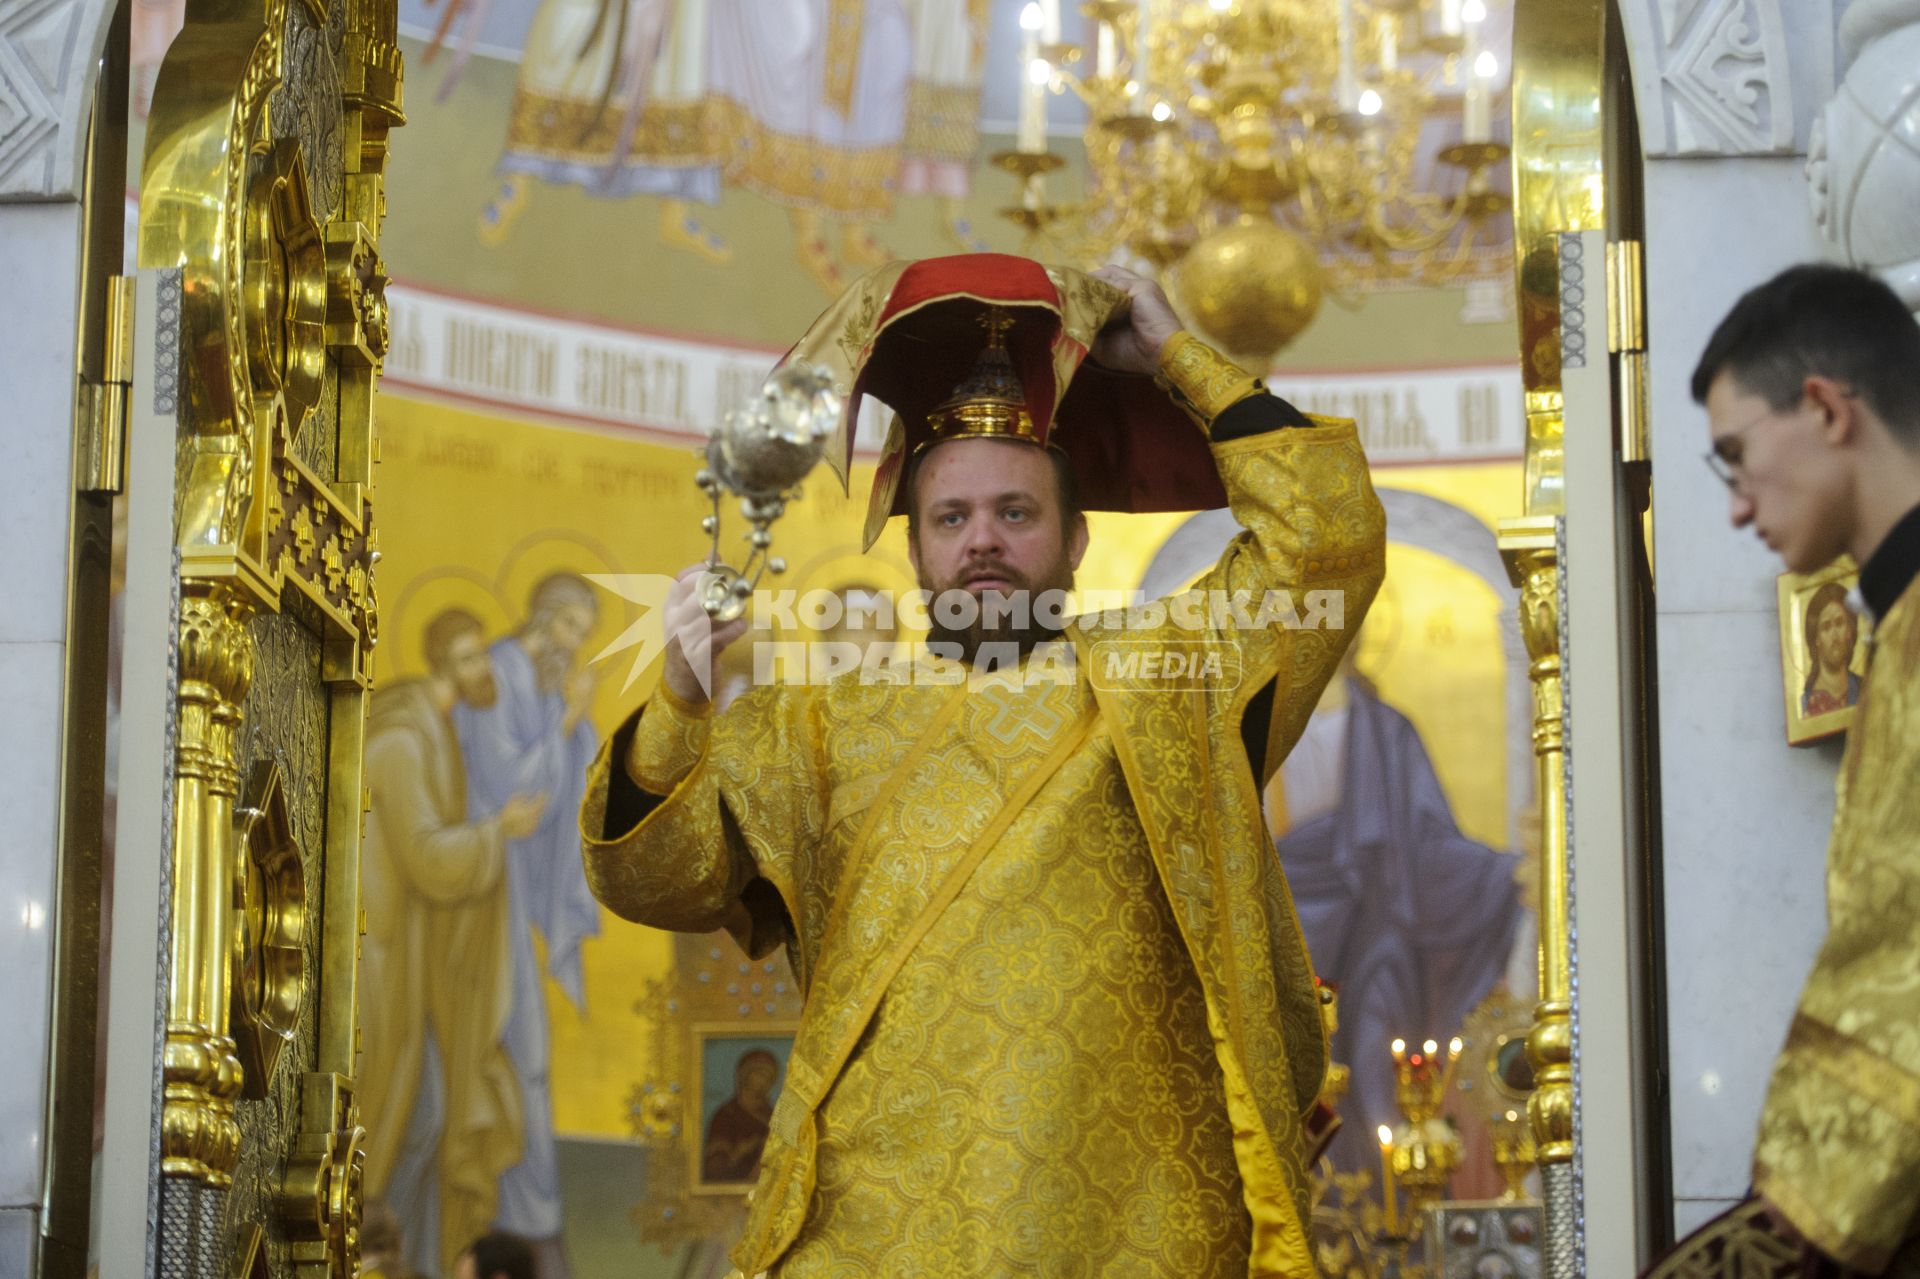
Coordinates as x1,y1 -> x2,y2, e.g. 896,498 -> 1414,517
578,254 -> 1386,1278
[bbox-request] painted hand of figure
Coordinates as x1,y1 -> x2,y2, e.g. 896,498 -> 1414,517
499,790 -> 549,840
662,563 -> 749,706
562,665 -> 597,730
1089,265 -> 1184,375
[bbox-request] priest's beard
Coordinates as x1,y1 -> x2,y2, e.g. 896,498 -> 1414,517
919,551 -> 1076,670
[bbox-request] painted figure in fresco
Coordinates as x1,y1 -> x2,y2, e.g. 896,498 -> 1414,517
1694,263 -> 1920,1271
1265,655 -> 1522,1178
478,0 -> 990,290
580,256 -> 1388,1275
1800,580 -> 1861,716
701,1049 -> 781,1183
362,608 -> 550,1278
452,572 -> 607,1279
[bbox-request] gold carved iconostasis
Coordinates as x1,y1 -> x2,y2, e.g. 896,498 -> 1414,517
122,0 -> 1535,1275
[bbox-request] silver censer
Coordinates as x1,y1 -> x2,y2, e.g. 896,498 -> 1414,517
696,363 -> 843,620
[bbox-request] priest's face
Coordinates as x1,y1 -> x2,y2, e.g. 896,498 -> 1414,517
908,437 -> 1088,663
443,630 -> 498,709
1705,371 -> 1852,573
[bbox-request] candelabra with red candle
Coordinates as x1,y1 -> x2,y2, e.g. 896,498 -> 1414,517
1385,1035 -> 1464,1232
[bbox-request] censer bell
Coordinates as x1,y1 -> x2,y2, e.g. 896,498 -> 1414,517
695,363 -> 843,621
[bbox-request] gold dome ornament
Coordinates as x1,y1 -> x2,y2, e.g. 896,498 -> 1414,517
696,364 -> 843,621
922,309 -> 1040,448
1173,214 -> 1326,371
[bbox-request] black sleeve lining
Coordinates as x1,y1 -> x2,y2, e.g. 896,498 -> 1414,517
1240,676 -> 1276,783
1209,392 -> 1314,442
601,708 -> 666,840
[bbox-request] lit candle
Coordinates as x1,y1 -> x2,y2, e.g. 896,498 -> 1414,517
1096,19 -> 1116,77
1463,50 -> 1495,142
1378,1124 -> 1399,1235
1336,0 -> 1358,113
1018,4 -> 1047,152
1466,49 -> 1497,141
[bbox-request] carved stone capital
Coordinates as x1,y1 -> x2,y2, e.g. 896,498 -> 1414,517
0,0 -> 121,200
1616,0 -> 1835,158
1808,0 -> 1920,308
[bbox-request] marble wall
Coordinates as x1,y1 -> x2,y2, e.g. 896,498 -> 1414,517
1643,159 -> 1840,1238
0,0 -> 118,1267
0,200 -> 86,1277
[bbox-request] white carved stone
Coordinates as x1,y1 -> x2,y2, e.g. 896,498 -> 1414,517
1616,0 -> 1835,158
0,0 -> 122,201
1807,0 -> 1920,308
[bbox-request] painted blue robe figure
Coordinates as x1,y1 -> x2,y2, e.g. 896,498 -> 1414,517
1274,678 -> 1523,1175
452,573 -> 605,1277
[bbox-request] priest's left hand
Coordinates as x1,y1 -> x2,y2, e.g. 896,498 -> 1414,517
1090,265 -> 1182,375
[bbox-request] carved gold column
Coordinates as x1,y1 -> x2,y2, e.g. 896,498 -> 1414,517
161,586 -> 255,1186
1501,0 -> 1612,1274
1503,532 -> 1571,1167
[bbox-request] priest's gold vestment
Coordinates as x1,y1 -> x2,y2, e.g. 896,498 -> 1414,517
581,423 -> 1386,1277
1754,576 -> 1920,1274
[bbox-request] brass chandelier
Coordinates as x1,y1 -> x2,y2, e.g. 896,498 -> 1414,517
997,0 -> 1512,365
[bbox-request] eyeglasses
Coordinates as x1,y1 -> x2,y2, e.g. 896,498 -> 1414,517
1703,385 -> 1856,492
1702,408 -> 1778,493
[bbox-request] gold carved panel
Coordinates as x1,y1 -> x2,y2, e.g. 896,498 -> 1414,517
138,0 -> 401,1270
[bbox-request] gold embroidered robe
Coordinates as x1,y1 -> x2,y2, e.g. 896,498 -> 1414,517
580,422 -> 1386,1277
1754,577 -> 1920,1274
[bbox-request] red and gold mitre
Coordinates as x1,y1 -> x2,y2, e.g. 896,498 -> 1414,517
785,253 -> 1231,549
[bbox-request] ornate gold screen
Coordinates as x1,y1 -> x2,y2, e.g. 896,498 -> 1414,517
137,0 -> 401,1272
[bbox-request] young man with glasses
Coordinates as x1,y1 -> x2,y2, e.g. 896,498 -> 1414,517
1691,264 -> 1920,1275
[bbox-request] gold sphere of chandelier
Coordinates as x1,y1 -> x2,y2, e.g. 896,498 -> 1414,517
1176,214 -> 1325,368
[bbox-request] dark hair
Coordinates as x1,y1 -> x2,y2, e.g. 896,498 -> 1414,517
460,1232 -> 536,1279
903,439 -> 1084,547
422,607 -> 485,674
1801,581 -> 1858,687
1690,264 -> 1920,447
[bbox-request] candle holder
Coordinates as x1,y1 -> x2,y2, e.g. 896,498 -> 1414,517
990,149 -> 1066,181
1489,1108 -> 1537,1202
1436,140 -> 1509,173
990,150 -> 1070,240
1463,189 -> 1510,222
1079,0 -> 1135,27
1097,111 -> 1177,145
1386,1036 -> 1465,1234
